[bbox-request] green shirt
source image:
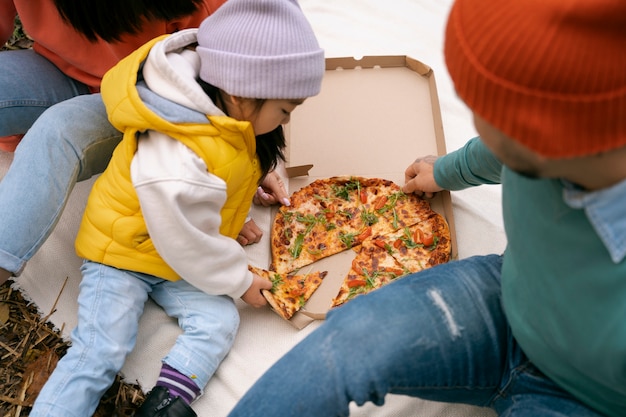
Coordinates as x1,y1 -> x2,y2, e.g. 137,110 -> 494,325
435,137 -> 626,417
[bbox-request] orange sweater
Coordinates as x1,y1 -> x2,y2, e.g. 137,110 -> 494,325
0,0 -> 226,91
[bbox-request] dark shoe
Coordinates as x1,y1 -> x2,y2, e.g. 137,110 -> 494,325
133,386 -> 197,417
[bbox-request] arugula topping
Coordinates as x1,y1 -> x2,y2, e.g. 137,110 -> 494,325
332,179 -> 361,200
270,273 -> 283,292
288,212 -> 331,259
361,210 -> 379,226
338,231 -> 358,248
290,233 -> 305,258
399,227 -> 420,248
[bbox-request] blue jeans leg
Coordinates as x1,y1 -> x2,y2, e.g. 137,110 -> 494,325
30,262 -> 150,417
150,279 -> 240,391
229,254 -> 606,417
0,49 -> 90,136
0,92 -> 121,274
229,255 -> 507,417
493,341 -> 604,417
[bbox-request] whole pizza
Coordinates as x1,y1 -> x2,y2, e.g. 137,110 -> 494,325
253,176 -> 452,319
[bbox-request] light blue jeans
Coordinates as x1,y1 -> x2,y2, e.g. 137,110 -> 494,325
228,255 -> 603,417
30,260 -> 239,417
0,49 -> 121,274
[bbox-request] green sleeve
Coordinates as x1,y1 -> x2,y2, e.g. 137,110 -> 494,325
433,137 -> 503,191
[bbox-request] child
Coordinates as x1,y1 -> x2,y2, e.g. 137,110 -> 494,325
29,0 -> 325,416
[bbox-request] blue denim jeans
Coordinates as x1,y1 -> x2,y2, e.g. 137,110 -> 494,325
228,255 -> 603,417
30,261 -> 239,417
0,49 -> 121,274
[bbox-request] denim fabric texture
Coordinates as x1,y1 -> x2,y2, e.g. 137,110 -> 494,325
0,49 -> 121,275
228,255 -> 604,417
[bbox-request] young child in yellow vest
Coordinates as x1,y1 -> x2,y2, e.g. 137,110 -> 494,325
29,1 -> 324,416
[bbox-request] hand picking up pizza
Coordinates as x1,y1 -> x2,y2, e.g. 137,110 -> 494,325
270,176 -> 452,310
249,265 -> 327,320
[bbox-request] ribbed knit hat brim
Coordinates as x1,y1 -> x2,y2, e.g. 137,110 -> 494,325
197,0 -> 324,100
445,0 -> 626,158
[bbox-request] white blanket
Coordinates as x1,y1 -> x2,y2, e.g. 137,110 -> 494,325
4,0 -> 505,415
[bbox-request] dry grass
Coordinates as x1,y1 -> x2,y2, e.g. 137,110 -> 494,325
1,16 -> 146,417
0,280 -> 146,416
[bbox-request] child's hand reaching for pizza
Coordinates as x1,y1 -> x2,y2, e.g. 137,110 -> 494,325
241,273 -> 273,308
254,170 -> 290,207
237,219 -> 263,246
402,155 -> 444,199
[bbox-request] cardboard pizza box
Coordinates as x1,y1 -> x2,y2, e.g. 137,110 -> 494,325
281,55 -> 457,329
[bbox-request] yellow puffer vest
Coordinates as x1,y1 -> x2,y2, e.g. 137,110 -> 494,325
75,119 -> 260,281
75,35 -> 260,281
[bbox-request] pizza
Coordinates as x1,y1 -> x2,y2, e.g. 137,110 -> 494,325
249,265 -> 328,320
270,177 -> 402,274
330,238 -> 409,307
270,176 -> 452,309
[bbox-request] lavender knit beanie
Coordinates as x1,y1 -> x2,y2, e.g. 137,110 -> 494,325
196,0 -> 325,100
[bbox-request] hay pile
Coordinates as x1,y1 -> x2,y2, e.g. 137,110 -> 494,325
0,280 -> 146,416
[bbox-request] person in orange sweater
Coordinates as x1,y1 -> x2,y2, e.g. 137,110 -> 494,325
0,0 -> 290,285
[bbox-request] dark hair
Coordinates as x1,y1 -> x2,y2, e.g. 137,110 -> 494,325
199,80 -> 286,181
52,0 -> 205,42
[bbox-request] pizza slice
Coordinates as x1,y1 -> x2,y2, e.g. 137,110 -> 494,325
270,206 -> 348,274
249,265 -> 328,320
376,190 -> 435,231
322,176 -> 399,238
330,210 -> 452,308
330,238 -> 409,308
378,213 -> 452,273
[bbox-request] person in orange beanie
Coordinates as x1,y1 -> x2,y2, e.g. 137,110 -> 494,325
227,0 -> 626,416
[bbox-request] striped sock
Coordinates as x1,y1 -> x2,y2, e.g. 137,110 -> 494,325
156,363 -> 201,405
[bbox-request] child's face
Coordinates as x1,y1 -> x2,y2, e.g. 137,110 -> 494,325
241,98 -> 305,135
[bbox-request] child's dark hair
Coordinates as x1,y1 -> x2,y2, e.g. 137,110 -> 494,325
199,80 -> 286,181
52,0 -> 205,42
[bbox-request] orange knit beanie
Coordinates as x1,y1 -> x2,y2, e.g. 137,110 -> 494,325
444,0 -> 626,158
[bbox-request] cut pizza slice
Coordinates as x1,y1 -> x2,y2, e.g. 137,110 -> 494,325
249,265 -> 328,320
330,211 -> 452,308
330,238 -> 409,308
379,213 -> 452,273
376,190 -> 435,231
270,206 -> 349,274
322,176 -> 399,238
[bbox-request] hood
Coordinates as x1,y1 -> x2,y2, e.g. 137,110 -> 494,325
101,29 -> 245,138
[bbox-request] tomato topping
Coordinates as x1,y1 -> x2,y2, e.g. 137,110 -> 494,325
393,238 -> 403,248
355,227 -> 372,243
373,195 -> 388,210
422,233 -> 435,246
373,239 -> 387,249
290,287 -> 306,296
347,279 -> 367,288
360,188 -> 368,204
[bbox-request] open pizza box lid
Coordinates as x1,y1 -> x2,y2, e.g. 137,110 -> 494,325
276,55 -> 457,329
